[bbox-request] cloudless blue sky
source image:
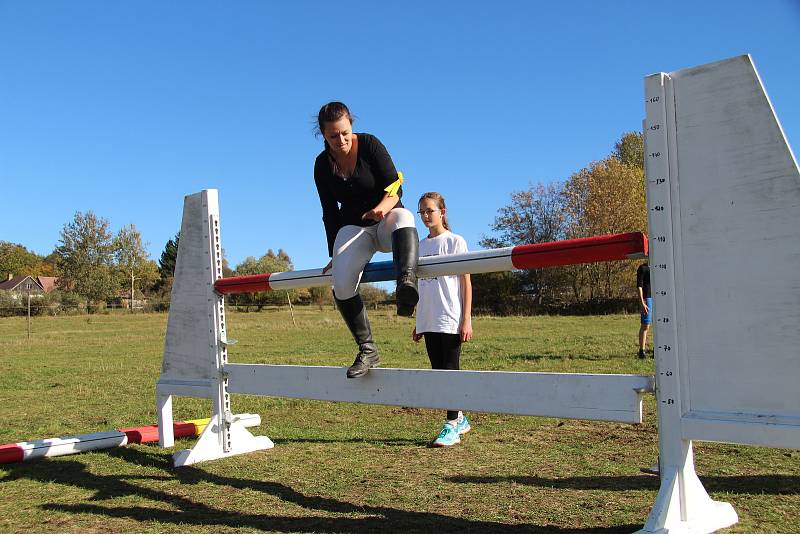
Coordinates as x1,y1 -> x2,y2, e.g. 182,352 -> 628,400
2,1 -> 798,274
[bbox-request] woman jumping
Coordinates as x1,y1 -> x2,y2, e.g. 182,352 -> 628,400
313,101 -> 419,378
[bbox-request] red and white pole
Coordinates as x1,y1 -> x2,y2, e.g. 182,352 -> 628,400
0,413 -> 261,464
213,231 -> 648,295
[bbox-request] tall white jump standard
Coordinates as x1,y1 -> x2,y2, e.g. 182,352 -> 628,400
638,55 -> 800,533
156,190 -> 273,466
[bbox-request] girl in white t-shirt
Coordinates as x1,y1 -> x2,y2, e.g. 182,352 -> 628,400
412,192 -> 473,447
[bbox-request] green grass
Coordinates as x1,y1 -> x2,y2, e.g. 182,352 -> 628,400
0,309 -> 797,533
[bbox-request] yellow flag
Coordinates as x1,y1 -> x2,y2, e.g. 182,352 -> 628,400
384,171 -> 404,197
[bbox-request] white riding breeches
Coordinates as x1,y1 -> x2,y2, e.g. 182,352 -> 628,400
331,208 -> 415,299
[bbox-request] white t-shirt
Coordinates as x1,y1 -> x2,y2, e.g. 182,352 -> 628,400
415,230 -> 468,334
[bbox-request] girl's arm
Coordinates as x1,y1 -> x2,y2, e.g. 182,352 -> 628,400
460,273 -> 473,342
362,192 -> 400,222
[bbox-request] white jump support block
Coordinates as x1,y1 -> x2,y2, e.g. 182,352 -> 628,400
227,365 -> 652,424
172,413 -> 273,467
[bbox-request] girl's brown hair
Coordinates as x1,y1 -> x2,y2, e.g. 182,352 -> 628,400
418,192 -> 451,231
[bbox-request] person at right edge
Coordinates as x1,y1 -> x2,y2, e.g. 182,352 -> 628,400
313,101 -> 419,379
636,262 -> 652,359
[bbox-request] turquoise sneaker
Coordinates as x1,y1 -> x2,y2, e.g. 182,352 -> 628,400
432,422 -> 460,447
455,415 -> 471,435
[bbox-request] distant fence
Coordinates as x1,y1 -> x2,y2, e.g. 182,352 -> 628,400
0,302 -> 167,317
0,296 -> 644,318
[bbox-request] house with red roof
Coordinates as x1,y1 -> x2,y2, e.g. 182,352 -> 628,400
0,275 -> 45,296
36,276 -> 58,293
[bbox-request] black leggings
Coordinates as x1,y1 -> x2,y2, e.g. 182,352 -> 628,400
423,332 -> 462,421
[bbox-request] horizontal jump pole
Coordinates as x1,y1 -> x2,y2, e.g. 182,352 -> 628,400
214,231 -> 647,294
0,414 -> 261,464
226,364 -> 654,424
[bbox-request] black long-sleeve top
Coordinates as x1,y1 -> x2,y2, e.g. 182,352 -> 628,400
637,264 -> 651,298
314,133 -> 404,257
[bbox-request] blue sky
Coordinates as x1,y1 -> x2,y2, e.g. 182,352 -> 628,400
1,1 -> 798,274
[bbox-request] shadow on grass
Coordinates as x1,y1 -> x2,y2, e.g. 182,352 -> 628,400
1,447 -> 640,533
447,474 -> 800,495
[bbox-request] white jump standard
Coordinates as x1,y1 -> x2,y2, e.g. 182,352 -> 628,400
157,55 -> 800,533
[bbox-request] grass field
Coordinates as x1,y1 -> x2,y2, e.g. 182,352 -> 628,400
0,309 -> 797,533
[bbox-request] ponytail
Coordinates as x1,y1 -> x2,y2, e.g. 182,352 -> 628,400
418,192 -> 451,230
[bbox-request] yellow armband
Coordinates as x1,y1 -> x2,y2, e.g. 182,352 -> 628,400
384,171 -> 404,197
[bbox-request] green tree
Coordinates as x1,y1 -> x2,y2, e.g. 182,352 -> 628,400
613,131 -> 645,170
221,251 -> 234,277
114,224 -> 158,311
55,211 -> 118,310
481,131 -> 648,306
562,152 -> 647,300
139,260 -> 161,294
480,182 -> 572,306
481,183 -> 568,249
232,249 -> 296,310
0,241 -> 52,278
359,283 -> 389,308
158,232 -> 180,281
471,272 -> 522,315
309,286 -> 334,310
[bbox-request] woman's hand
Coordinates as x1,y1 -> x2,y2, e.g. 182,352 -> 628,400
362,192 -> 400,222
460,318 -> 473,343
322,260 -> 333,274
640,301 -> 650,315
412,328 -> 423,343
362,208 -> 385,222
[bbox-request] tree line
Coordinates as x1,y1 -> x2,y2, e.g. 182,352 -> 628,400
1,130 -> 646,315
474,131 -> 646,314
0,224 -> 387,314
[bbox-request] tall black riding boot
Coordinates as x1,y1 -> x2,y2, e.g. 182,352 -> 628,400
392,227 -> 419,317
335,293 -> 380,378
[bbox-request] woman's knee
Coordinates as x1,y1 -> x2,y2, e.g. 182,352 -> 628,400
385,207 -> 415,231
332,267 -> 360,299
331,251 -> 365,299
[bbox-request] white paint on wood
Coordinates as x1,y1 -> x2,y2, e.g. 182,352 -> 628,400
19,431 -> 128,460
666,55 -> 800,446
635,446 -> 738,534
266,250 -> 515,291
172,414 -> 273,467
156,393 -> 174,447
226,365 -> 652,424
641,53 -> 800,533
681,412 -> 800,449
159,190 -> 220,384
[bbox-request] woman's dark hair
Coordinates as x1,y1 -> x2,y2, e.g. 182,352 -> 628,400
314,101 -> 354,137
